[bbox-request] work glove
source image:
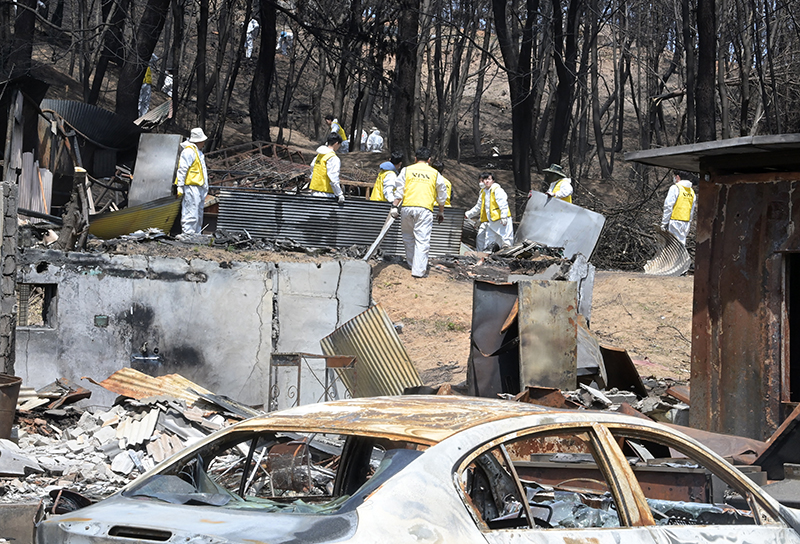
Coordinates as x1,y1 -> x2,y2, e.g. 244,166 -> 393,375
390,206 -> 399,219
337,194 -> 345,204
177,186 -> 184,198
501,217 -> 508,226
437,213 -> 445,224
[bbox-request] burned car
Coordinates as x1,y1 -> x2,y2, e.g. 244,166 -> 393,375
37,396 -> 800,544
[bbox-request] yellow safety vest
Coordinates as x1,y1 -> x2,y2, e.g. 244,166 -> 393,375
479,189 -> 503,222
553,178 -> 572,203
332,121 -> 347,143
174,145 -> 205,187
431,176 -> 452,208
143,66 -> 152,85
671,186 -> 695,221
402,162 -> 439,211
371,169 -> 392,202
310,151 -> 337,193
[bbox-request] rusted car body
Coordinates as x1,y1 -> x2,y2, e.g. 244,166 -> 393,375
37,396 -> 800,544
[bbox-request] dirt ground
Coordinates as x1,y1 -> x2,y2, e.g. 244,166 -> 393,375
371,263 -> 694,387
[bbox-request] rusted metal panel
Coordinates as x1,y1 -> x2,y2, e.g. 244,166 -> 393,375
755,403 -> 800,479
87,367 -> 214,406
320,304 -> 422,398
517,280 -> 577,391
514,386 -> 581,409
691,177 -> 792,440
467,281 -> 520,397
217,189 -> 464,257
88,196 -> 180,239
600,345 -> 648,398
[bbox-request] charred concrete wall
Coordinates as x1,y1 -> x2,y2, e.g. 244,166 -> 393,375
692,173 -> 800,441
15,249 -> 371,406
0,182 -> 17,374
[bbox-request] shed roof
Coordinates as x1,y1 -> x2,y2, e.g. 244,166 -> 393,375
624,134 -> 800,174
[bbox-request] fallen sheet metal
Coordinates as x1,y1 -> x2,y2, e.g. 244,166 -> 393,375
467,281 -> 520,397
88,196 -> 180,239
517,280 -> 577,390
515,386 -> 581,409
644,229 -> 691,276
599,345 -> 648,398
320,304 -> 422,397
755,403 -> 800,479
514,191 -> 606,259
86,368 -> 214,406
128,134 -> 182,206
217,189 -> 463,257
666,384 -> 691,405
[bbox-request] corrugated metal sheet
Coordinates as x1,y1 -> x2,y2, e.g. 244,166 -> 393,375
89,196 -> 180,239
87,367 -> 213,405
217,189 -> 463,257
319,304 -> 422,397
40,99 -> 142,150
644,229 -> 691,276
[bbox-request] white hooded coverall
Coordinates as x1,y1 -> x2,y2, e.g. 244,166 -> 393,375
466,183 -> 514,251
175,142 -> 209,235
661,179 -> 696,245
309,145 -> 343,198
366,130 -> 384,152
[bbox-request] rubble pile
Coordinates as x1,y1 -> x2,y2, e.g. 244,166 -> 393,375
1,387 -> 254,505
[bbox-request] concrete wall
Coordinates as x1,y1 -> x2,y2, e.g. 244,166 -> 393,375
15,249 -> 371,407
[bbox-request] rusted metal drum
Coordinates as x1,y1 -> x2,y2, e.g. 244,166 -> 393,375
0,374 -> 22,439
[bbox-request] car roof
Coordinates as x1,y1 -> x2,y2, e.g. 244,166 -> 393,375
233,395 -> 570,444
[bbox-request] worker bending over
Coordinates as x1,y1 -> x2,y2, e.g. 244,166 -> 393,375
310,133 -> 345,203
393,147 -> 448,278
370,151 -> 404,202
661,170 -> 697,246
466,172 -> 513,251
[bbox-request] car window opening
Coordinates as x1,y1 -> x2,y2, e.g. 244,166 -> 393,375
123,431 -> 426,513
464,431 -> 621,530
615,432 -> 780,527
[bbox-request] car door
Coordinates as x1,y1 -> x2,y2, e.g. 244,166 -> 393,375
602,423 -> 800,544
454,422 -> 660,544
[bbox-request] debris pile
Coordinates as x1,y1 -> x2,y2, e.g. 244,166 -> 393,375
1,372 -> 260,505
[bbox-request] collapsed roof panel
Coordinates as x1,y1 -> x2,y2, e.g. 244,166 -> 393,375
40,99 -> 142,150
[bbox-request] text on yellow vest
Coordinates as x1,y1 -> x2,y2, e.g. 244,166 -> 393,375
174,145 -> 205,187
310,151 -> 337,193
402,163 -> 439,211
479,187 -> 504,222
671,186 -> 695,221
370,169 -> 392,201
553,178 -> 572,203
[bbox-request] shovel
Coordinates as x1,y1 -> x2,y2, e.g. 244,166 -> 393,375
363,211 -> 396,261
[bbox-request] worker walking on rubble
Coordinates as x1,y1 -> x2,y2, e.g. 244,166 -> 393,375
393,147 -> 448,278
325,115 -> 348,153
543,163 -> 573,203
310,133 -> 345,203
661,170 -> 697,246
465,172 -> 514,252
370,151 -> 404,202
174,128 -> 209,236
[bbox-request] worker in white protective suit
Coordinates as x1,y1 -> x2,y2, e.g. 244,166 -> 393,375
661,170 -> 697,246
543,163 -> 573,202
465,171 -> 513,252
138,54 -> 158,117
393,147 -> 448,278
309,133 -> 345,203
370,151 -> 403,202
174,128 -> 209,236
366,128 -> 384,153
245,18 -> 259,58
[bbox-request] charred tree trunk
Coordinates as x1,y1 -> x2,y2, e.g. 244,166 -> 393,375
115,0 -> 171,120
89,0 -> 131,104
250,0 -> 277,141
196,0 -> 209,128
9,0 -> 36,76
696,0 -> 716,141
390,0 -> 420,161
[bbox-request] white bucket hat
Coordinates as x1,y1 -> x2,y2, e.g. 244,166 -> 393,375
188,127 -> 208,143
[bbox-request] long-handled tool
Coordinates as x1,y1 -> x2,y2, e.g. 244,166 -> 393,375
363,211 -> 396,261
